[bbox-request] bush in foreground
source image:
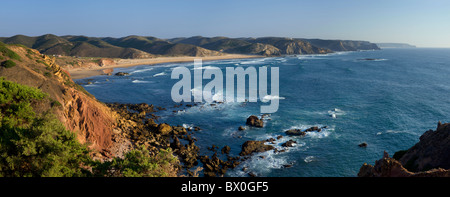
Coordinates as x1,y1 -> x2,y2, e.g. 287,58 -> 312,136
0,77 -> 179,177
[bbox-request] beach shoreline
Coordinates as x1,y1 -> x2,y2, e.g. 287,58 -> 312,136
67,54 -> 264,80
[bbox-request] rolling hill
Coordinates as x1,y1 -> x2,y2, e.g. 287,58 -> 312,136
0,34 -> 381,58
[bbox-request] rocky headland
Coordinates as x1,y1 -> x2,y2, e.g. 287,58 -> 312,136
358,122 -> 450,177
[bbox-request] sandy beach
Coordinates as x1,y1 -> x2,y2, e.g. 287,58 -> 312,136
67,54 -> 263,79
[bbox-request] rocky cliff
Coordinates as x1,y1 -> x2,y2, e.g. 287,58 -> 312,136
0,43 -> 119,158
358,122 -> 450,177
301,39 -> 381,51
239,37 -> 332,55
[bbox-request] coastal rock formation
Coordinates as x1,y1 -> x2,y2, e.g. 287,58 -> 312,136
358,151 -> 450,177
285,126 -> 323,136
285,129 -> 306,136
246,115 -> 264,127
358,122 -> 450,177
240,140 -> 274,156
229,43 -> 281,56
282,140 -> 297,147
157,123 -> 173,135
98,58 -> 115,67
169,36 -> 382,56
115,72 -> 129,76
200,153 -> 240,177
244,37 -> 332,54
302,39 -> 381,51
64,88 -> 116,154
397,121 -> 450,171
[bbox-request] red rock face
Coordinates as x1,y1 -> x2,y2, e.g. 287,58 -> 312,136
64,88 -> 115,154
0,46 -> 117,157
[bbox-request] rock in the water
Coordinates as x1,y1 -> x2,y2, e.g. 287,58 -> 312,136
282,140 -> 297,147
358,142 -> 368,147
239,140 -> 274,156
305,126 -> 321,132
115,72 -> 130,76
221,145 -> 231,154
246,115 -> 264,127
194,126 -> 201,131
238,126 -> 246,131
285,129 -> 306,136
172,126 -> 187,135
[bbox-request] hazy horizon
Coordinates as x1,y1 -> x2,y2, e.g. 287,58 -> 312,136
1,0 -> 449,48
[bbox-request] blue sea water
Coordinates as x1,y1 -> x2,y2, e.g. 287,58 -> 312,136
79,48 -> 450,177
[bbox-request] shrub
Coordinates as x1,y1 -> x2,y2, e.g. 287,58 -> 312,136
0,113 -> 93,177
93,146 -> 179,177
1,60 -> 16,68
0,78 -> 91,177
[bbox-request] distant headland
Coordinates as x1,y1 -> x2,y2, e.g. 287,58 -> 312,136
376,43 -> 416,48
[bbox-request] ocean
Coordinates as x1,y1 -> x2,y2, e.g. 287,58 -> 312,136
79,48 -> 450,177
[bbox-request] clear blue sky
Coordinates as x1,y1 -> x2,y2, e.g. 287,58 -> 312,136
1,0 -> 449,47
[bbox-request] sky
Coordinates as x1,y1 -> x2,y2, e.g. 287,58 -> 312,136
1,0 -> 449,47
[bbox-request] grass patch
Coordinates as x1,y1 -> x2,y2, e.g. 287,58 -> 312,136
1,60 -> 16,68
36,59 -> 49,67
0,41 -> 21,61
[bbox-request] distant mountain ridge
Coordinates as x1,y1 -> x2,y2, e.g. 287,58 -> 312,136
0,34 -> 380,58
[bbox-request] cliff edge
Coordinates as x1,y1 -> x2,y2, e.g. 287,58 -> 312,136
358,122 -> 450,177
0,42 -> 121,159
